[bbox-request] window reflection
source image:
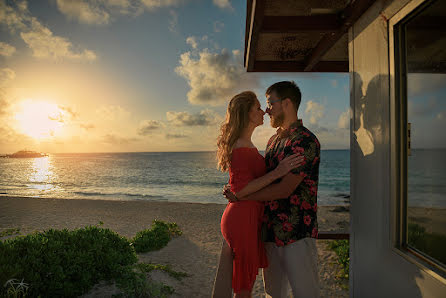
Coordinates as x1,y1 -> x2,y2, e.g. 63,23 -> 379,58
404,0 -> 446,267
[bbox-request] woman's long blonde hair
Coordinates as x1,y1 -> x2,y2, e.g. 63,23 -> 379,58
217,91 -> 257,172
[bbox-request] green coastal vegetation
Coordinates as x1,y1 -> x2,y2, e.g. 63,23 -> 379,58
0,220 -> 186,297
408,223 -> 446,265
328,239 -> 349,289
328,222 -> 446,290
0,228 -> 21,238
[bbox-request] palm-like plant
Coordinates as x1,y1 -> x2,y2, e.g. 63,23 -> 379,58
4,278 -> 29,298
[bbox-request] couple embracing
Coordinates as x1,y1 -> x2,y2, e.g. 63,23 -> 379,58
214,81 -> 320,298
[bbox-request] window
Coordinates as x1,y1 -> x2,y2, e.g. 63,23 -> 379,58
394,0 -> 446,275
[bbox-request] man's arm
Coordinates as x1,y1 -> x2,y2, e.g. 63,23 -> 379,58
234,154 -> 304,198
238,172 -> 304,201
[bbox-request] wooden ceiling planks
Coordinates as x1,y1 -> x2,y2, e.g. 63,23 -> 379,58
244,0 -> 377,72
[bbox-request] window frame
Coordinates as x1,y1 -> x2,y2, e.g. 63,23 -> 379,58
390,0 -> 446,281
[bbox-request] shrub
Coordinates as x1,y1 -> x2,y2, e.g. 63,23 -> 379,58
328,239 -> 349,280
114,267 -> 175,298
0,221 -> 183,297
131,220 -> 182,253
0,226 -> 136,297
0,228 -> 20,238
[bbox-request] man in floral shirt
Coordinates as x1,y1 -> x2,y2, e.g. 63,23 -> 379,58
263,118 -> 320,246
221,81 -> 320,297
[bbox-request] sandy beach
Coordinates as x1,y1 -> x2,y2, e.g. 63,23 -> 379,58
0,196 -> 350,297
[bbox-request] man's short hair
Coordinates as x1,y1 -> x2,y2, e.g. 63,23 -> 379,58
266,81 -> 302,111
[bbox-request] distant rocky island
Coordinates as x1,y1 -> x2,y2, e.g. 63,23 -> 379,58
1,150 -> 48,158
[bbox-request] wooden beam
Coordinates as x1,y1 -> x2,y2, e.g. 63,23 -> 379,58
261,15 -> 340,33
243,0 -> 253,67
318,231 -> 350,240
303,0 -> 377,71
251,61 -> 348,72
245,0 -> 266,71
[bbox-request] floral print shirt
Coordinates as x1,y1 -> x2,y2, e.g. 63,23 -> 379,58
263,120 -> 320,246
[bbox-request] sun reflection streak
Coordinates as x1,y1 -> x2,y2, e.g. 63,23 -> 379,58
28,157 -> 57,192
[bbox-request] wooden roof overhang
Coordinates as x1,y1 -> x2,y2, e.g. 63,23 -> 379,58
244,0 -> 377,72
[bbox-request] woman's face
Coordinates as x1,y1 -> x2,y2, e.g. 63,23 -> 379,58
249,99 -> 265,127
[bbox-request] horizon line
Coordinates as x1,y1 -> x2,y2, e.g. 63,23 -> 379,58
1,148 -> 352,155
4,147 -> 446,155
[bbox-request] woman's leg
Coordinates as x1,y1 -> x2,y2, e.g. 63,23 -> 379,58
212,238 -> 233,298
234,289 -> 251,298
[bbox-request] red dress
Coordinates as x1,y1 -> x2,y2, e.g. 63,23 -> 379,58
220,147 -> 268,293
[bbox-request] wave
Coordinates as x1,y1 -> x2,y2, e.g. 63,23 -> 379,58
151,180 -> 226,187
332,193 -> 350,199
73,191 -> 164,199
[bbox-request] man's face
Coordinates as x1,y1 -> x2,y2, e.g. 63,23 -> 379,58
266,91 -> 285,128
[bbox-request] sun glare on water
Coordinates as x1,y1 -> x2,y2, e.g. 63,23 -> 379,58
15,100 -> 66,140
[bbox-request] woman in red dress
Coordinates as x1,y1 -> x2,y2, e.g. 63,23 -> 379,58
216,91 -> 303,297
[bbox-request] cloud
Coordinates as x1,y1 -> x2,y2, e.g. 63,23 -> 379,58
338,109 -> 350,129
186,36 -> 198,49
166,133 -> 187,139
138,120 -> 164,135
408,74 -> 446,96
252,125 -> 277,149
56,0 -> 179,25
20,24 -> 97,61
141,0 -> 181,11
175,48 -> 259,105
314,126 -> 349,149
213,21 -> 224,32
311,125 -> 330,133
0,124 -> 34,149
0,42 -> 16,57
102,133 -> 138,144
80,123 -> 95,130
0,0 -> 28,33
168,10 -> 178,33
408,97 -> 437,117
0,68 -> 16,86
0,0 -> 97,62
59,105 -> 79,119
56,0 -> 110,25
213,0 -> 233,10
305,100 -> 324,125
331,80 -> 338,88
166,109 -> 218,126
96,105 -> 130,120
0,91 -> 10,117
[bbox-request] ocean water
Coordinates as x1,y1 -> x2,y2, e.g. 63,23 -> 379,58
0,149 -> 443,206
408,149 -> 446,208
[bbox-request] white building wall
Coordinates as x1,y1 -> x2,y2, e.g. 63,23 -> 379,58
349,0 -> 446,297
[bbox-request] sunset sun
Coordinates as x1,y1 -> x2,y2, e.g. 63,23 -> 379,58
15,100 -> 65,140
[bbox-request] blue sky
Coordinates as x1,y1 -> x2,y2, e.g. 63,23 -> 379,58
0,0 -> 351,153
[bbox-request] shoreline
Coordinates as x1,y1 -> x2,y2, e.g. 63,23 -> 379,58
0,196 -> 352,235
0,196 -> 351,297
0,194 -> 353,207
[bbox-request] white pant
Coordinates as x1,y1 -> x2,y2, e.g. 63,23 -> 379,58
263,238 -> 320,298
